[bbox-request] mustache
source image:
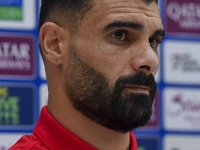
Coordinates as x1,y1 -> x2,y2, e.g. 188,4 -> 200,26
115,72 -> 156,90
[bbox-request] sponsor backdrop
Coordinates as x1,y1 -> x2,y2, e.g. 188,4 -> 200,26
0,0 -> 199,149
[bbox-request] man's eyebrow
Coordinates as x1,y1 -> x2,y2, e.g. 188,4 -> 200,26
153,29 -> 165,39
103,21 -> 165,39
103,21 -> 144,32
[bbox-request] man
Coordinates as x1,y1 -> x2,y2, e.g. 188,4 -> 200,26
9,0 -> 165,149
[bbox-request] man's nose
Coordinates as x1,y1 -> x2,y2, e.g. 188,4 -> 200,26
130,42 -> 159,75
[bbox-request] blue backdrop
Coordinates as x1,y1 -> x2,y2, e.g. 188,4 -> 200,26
0,0 -> 200,149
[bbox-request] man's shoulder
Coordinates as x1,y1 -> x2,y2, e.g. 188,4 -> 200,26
8,134 -> 48,150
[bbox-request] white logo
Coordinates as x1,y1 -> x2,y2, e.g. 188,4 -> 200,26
163,40 -> 200,84
163,87 -> 200,131
164,135 -> 200,150
170,53 -> 200,72
0,0 -> 36,30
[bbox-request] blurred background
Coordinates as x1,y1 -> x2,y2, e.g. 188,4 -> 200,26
0,0 -> 200,149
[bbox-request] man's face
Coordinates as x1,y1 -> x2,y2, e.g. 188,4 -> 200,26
64,0 -> 164,133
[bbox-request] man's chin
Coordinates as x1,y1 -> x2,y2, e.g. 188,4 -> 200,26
95,94 -> 154,133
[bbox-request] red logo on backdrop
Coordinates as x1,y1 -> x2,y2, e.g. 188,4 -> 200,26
0,35 -> 35,78
165,0 -> 200,34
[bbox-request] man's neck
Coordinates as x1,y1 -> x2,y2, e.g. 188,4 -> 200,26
47,99 -> 131,150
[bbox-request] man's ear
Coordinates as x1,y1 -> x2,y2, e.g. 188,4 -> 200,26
39,22 -> 69,65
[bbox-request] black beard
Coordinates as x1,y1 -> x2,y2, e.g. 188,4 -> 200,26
65,44 -> 157,133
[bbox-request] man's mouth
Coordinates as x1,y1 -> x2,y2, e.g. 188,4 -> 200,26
124,85 -> 150,94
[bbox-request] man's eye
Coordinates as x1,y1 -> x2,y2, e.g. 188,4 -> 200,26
149,37 -> 159,48
112,31 -> 126,40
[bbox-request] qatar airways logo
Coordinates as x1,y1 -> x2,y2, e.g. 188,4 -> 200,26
0,42 -> 31,70
0,35 -> 35,78
166,0 -> 200,34
167,94 -> 200,117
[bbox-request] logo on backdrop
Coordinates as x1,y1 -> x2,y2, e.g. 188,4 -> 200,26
0,0 -> 23,21
0,35 -> 35,78
163,40 -> 200,84
0,0 -> 36,30
137,137 -> 159,150
164,87 -> 200,131
170,53 -> 200,72
0,85 -> 35,129
164,135 -> 200,150
0,87 -> 20,125
165,0 -> 200,34
137,147 -> 146,150
167,94 -> 200,117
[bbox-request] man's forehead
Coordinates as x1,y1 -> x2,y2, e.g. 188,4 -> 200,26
94,0 -> 158,7
86,0 -> 160,21
90,0 -> 159,16
79,0 -> 163,36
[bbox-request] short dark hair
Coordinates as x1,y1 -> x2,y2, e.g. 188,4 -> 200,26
39,0 -> 158,32
39,0 -> 94,32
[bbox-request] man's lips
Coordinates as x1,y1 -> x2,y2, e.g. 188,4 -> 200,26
124,85 -> 150,94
